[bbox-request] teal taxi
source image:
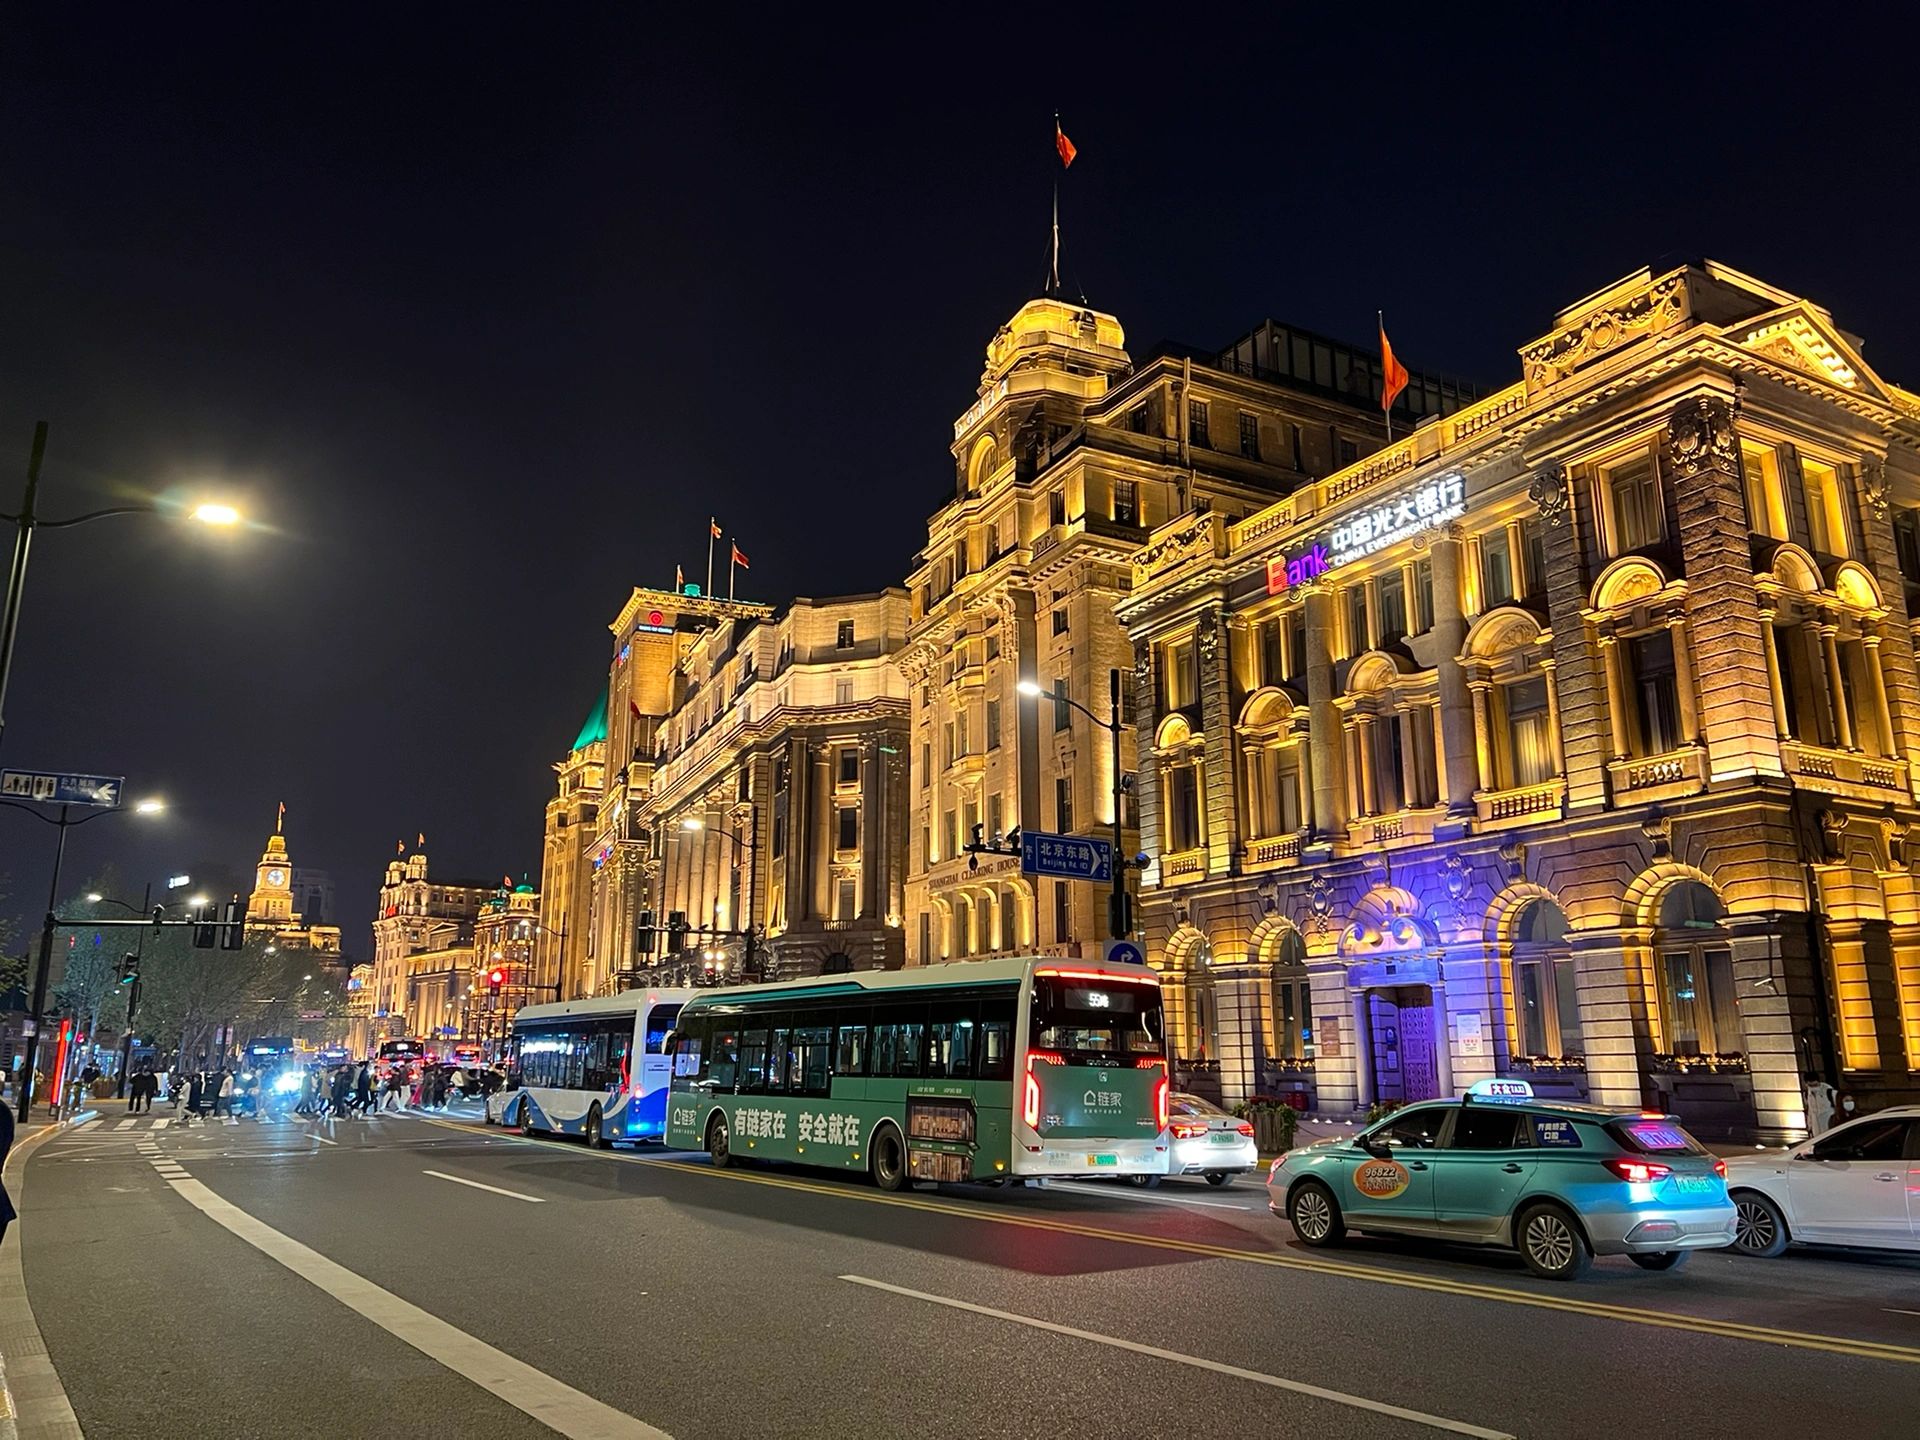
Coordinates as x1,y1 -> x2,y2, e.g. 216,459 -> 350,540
1266,1080 -> 1736,1280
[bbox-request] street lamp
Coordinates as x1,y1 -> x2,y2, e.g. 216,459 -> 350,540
1018,670 -> 1134,941
0,421 -> 243,754
5,794 -> 167,1119
659,814 -> 760,983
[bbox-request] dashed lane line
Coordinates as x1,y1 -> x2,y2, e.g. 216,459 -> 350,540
422,1170 -> 546,1203
842,1275 -> 1512,1438
412,1114 -> 1920,1367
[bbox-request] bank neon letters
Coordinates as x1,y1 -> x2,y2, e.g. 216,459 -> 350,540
1265,472 -> 1468,595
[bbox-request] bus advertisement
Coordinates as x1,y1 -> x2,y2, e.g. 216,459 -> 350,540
664,957 -> 1170,1189
487,989 -> 692,1146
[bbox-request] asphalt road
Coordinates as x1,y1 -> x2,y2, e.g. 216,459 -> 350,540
11,1104 -> 1920,1438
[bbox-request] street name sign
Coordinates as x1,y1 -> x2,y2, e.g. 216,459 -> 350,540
0,769 -> 124,808
1019,830 -> 1113,882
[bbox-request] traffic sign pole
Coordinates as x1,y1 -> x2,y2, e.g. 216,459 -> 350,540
17,803 -> 71,1121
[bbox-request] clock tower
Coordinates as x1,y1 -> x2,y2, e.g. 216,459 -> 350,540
246,806 -> 302,931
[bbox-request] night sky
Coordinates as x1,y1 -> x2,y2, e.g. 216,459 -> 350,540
2,7 -> 1914,949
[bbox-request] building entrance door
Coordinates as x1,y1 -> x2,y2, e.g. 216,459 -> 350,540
1367,985 -> 1439,1105
1399,1000 -> 1439,1102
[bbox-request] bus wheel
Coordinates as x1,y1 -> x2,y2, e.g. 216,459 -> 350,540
870,1124 -> 909,1192
517,1097 -> 538,1134
586,1104 -> 607,1149
707,1113 -> 734,1169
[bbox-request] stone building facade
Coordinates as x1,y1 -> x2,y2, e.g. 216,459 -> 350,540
536,696 -> 606,1000
902,297 -> 1475,966
1118,261 -> 1920,1143
368,849 -> 494,1043
639,590 -> 912,981
468,882 -> 540,1048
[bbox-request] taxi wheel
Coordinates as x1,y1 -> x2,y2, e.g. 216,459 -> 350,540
1730,1191 -> 1790,1258
1629,1250 -> 1689,1272
1287,1181 -> 1345,1246
1205,1172 -> 1234,1187
1516,1203 -> 1592,1280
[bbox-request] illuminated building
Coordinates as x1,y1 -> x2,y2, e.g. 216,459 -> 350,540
469,881 -> 541,1047
640,590 -> 911,982
1119,261 -> 1920,1141
402,940 -> 478,1047
243,814 -> 342,955
537,695 -> 606,1000
343,962 -> 374,1056
903,296 -> 1473,964
368,847 -> 494,1043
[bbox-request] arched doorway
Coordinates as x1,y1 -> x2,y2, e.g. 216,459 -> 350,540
1653,881 -> 1738,1059
1340,887 -> 1445,1106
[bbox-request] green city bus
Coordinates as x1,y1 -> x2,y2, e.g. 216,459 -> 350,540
664,957 -> 1170,1190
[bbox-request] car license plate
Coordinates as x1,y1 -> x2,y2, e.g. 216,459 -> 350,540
1086,1154 -> 1116,1167
1211,1133 -> 1239,1144
1675,1174 -> 1716,1194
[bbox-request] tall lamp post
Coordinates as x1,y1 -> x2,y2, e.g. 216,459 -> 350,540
669,815 -> 762,983
0,421 -> 242,754
1018,669 -> 1134,940
6,795 -> 167,1120
84,875 -> 194,1097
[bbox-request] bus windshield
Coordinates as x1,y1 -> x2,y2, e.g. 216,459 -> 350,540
1030,974 -> 1164,1064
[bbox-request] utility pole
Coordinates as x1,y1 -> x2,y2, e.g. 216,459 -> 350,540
0,422 -> 48,757
17,803 -> 72,1120
1107,667 -> 1130,941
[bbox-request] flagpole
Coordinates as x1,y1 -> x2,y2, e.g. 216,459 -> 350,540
728,549 -> 736,601
706,519 -> 717,598
1379,310 -> 1393,443
1050,184 -> 1060,295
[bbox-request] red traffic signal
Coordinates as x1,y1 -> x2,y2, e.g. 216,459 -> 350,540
487,968 -> 505,990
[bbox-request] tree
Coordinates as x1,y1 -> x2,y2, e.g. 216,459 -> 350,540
136,929 -> 274,1068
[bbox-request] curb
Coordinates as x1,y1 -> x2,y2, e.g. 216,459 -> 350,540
1,1118 -> 88,1439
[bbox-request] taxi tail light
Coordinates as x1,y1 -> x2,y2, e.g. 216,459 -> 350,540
1154,1074 -> 1170,1130
1604,1157 -> 1672,1184
1235,1121 -> 1254,1137
1171,1121 -> 1208,1140
1713,1158 -> 1727,1179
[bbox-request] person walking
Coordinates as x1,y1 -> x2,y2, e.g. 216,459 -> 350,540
215,1069 -> 236,1121
353,1062 -> 375,1116
382,1067 -> 405,1113
0,1098 -> 17,1249
330,1066 -> 354,1119
184,1070 -> 206,1125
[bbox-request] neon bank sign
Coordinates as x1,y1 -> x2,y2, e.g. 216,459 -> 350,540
1266,472 -> 1467,594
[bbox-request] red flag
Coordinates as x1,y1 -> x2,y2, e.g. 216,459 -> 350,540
675,563 -> 685,589
396,839 -> 405,856
417,832 -> 426,848
731,541 -> 749,570
1379,317 -> 1409,414
709,517 -> 722,539
503,874 -> 513,888
630,696 -> 643,719
1055,118 -> 1077,169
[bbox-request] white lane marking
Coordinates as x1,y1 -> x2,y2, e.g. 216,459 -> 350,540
312,1134 -> 339,1146
151,1117 -> 170,1129
1886,1308 -> 1920,1318
841,1275 -> 1512,1439
157,1172 -> 661,1437
1050,1179 -> 1253,1211
113,1117 -> 140,1129
422,1169 -> 546,1204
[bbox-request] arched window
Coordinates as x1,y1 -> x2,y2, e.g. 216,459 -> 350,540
1270,930 -> 1313,1061
1654,882 -> 1739,1058
1156,715 -> 1206,854
1509,900 -> 1581,1061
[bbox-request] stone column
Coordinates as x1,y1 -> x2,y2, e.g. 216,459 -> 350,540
784,734 -> 810,924
1429,534 -> 1478,812
1888,924 -> 1920,1075
861,737 -> 884,919
1819,625 -> 1856,750
1429,700 -> 1450,807
1430,979 -> 1454,1096
1823,922 -> 1882,1071
1350,988 -> 1375,1110
1726,916 -> 1812,1144
1757,609 -> 1791,739
1570,929 -> 1653,1111
811,743 -> 835,921
1541,658 -> 1566,774
1294,739 -> 1312,835
1468,679 -> 1494,790
1598,635 -> 1632,760
1396,705 -> 1420,810
1212,967 -> 1265,1108
1864,635 -> 1897,758
1303,586 -> 1346,838
1667,615 -> 1700,745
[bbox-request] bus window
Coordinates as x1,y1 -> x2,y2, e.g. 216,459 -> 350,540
978,1017 -> 1012,1079
929,1003 -> 977,1079
669,1032 -> 702,1090
766,1026 -> 791,1093
791,1026 -> 832,1095
740,1029 -> 772,1092
834,1023 -> 867,1076
1030,975 -> 1166,1064
645,1003 -> 683,1054
707,1029 -> 739,1092
873,1020 -> 924,1077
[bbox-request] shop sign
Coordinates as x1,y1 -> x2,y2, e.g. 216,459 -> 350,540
1265,472 -> 1467,594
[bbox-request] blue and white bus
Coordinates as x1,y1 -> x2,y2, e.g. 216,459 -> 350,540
485,988 -> 693,1146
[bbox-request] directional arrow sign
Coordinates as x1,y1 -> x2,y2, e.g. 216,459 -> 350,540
1019,829 -> 1113,882
0,769 -> 125,809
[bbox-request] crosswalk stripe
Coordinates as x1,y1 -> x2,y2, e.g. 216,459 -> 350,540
152,1118 -> 169,1129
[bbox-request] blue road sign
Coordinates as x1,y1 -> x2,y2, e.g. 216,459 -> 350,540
1019,830 -> 1113,882
1102,939 -> 1146,966
0,769 -> 124,809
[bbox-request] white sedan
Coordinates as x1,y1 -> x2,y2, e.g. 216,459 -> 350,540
1722,1105 -> 1920,1256
1153,1092 -> 1258,1186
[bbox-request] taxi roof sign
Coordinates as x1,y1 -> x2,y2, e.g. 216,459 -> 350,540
1465,1078 -> 1533,1103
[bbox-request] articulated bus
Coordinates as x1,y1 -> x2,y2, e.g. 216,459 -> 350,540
487,988 -> 694,1146
664,957 -> 1169,1189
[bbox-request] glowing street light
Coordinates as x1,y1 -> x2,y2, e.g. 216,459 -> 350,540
189,503 -> 240,526
134,797 -> 165,815
85,891 -> 103,903
681,816 -> 705,831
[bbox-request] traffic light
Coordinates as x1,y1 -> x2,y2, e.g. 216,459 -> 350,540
220,897 -> 245,950
635,909 -> 656,957
192,901 -> 217,948
665,910 -> 688,954
487,967 -> 505,992
118,953 -> 139,986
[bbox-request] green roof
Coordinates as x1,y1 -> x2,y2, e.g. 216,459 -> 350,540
570,686 -> 609,752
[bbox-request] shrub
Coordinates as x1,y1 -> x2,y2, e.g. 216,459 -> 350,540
1363,1099 -> 1403,1126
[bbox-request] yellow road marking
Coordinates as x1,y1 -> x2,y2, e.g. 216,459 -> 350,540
415,1116 -> 1920,1366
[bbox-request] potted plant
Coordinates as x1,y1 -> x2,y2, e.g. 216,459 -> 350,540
1230,1094 -> 1299,1153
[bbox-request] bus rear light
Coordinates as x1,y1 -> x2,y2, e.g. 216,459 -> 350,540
1170,1121 -> 1207,1140
1034,967 -> 1159,985
1027,1050 -> 1064,1066
1023,1073 -> 1041,1128
1154,1075 -> 1170,1130
1604,1158 -> 1672,1184
1134,1056 -> 1167,1071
